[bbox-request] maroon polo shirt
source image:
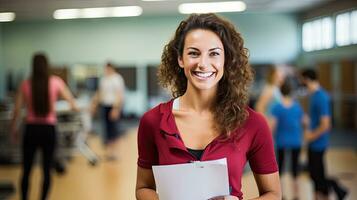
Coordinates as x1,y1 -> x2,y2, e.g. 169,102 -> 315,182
137,99 -> 278,199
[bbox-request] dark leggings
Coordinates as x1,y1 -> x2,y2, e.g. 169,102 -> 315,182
277,148 -> 301,177
308,148 -> 329,195
101,105 -> 119,144
308,148 -> 347,198
21,124 -> 56,200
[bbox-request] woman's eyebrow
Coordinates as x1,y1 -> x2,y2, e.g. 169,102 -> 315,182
186,47 -> 199,51
209,47 -> 223,51
186,47 -> 223,51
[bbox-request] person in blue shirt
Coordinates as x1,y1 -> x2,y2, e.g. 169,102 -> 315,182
271,78 -> 307,200
301,69 -> 348,200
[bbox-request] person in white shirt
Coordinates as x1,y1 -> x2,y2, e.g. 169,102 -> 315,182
90,62 -> 125,160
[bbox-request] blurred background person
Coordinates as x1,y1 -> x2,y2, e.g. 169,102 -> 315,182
301,69 -> 348,200
271,78 -> 308,200
255,65 -> 285,129
10,53 -> 78,200
90,62 -> 125,161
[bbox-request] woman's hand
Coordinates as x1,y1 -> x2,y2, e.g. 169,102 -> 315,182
208,195 -> 239,200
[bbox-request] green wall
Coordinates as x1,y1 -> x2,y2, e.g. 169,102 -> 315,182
0,24 -> 4,100
2,13 -> 299,72
0,13 -> 299,113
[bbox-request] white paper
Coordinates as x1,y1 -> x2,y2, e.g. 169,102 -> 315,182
152,158 -> 229,200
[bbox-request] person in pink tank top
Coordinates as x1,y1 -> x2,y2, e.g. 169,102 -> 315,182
10,53 -> 78,200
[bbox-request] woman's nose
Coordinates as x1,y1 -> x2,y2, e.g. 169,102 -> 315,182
198,55 -> 209,69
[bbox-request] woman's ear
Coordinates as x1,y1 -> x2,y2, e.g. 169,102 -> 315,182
178,56 -> 184,68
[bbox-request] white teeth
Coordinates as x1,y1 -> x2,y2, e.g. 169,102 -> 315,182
194,71 -> 214,78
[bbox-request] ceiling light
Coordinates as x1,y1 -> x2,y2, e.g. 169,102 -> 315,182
178,1 -> 246,14
81,8 -> 109,18
53,9 -> 80,19
53,6 -> 143,19
0,12 -> 16,22
111,6 -> 143,17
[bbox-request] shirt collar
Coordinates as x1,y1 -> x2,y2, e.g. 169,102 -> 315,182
159,99 -> 189,151
159,99 -> 178,135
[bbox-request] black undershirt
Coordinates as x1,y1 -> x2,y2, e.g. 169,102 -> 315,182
187,148 -> 204,160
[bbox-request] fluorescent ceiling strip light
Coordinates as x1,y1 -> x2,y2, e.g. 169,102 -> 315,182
0,12 -> 16,22
53,9 -> 80,19
111,6 -> 143,17
178,1 -> 246,14
81,8 -> 109,18
141,0 -> 168,1
53,6 -> 142,19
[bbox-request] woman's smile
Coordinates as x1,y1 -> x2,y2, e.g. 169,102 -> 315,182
191,70 -> 216,80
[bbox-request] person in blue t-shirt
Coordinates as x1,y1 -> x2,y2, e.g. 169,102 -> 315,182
301,69 -> 348,200
271,79 -> 307,200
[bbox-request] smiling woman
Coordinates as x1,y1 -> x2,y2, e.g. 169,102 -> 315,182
178,29 -> 225,91
136,13 -> 281,200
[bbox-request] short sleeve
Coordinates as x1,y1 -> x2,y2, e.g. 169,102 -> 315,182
137,113 -> 159,169
318,94 -> 330,117
247,115 -> 278,174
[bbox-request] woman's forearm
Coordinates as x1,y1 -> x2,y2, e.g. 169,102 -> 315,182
136,188 -> 159,200
249,191 -> 281,200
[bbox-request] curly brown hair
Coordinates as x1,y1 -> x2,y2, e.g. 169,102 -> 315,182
158,13 -> 254,138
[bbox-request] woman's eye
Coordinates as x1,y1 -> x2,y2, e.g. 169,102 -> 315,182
210,52 -> 220,56
188,51 -> 199,57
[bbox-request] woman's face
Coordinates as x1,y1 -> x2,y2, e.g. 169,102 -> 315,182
178,29 -> 225,92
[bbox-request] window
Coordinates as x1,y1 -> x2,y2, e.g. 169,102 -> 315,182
351,10 -> 357,44
302,22 -> 313,52
336,12 -> 351,46
302,9 -> 357,51
302,17 -> 333,51
321,17 -> 333,49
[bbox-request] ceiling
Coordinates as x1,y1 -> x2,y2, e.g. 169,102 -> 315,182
0,0 -> 334,21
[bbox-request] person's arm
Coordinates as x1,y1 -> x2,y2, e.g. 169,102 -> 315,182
269,105 -> 279,134
90,91 -> 100,115
210,173 -> 281,200
305,116 -> 330,142
10,87 -> 24,143
109,87 -> 124,121
136,166 -> 158,200
302,114 -> 309,130
110,76 -> 125,120
250,172 -> 281,200
255,87 -> 273,115
60,84 -> 79,111
269,117 -> 277,135
248,113 -> 281,200
305,93 -> 331,142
